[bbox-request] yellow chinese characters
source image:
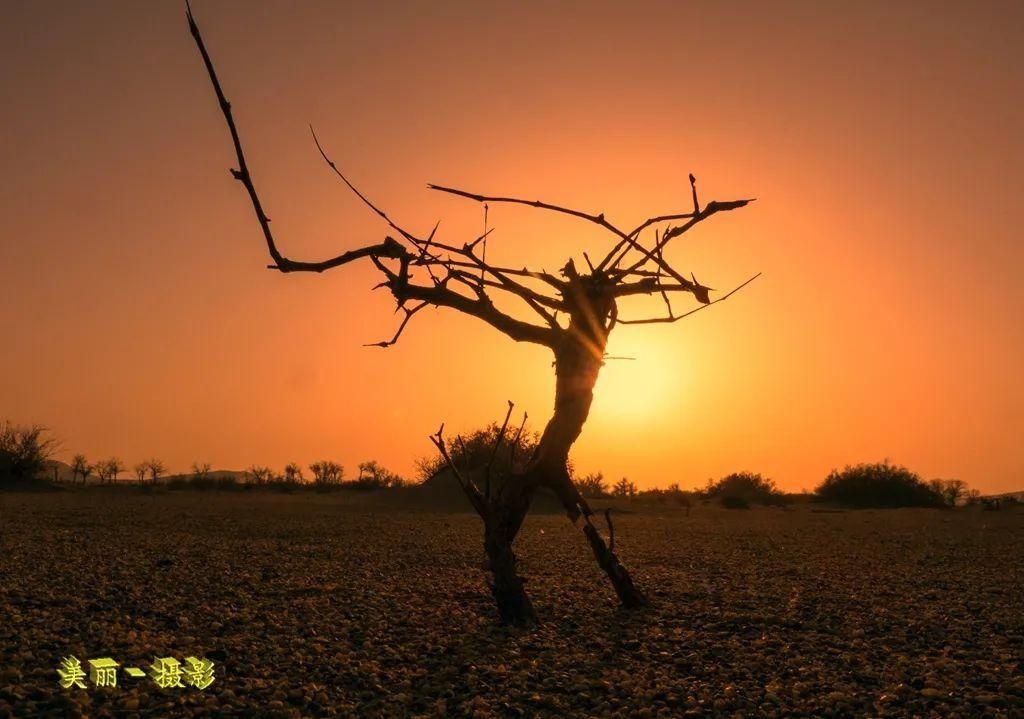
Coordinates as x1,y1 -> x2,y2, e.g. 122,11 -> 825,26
148,657 -> 184,689
58,655 -> 216,690
57,656 -> 87,689
88,658 -> 119,687
183,656 -> 215,689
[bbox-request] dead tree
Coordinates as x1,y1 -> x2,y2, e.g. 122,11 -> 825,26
188,6 -> 759,626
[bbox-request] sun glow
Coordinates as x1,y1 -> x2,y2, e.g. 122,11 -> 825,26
591,332 -> 687,424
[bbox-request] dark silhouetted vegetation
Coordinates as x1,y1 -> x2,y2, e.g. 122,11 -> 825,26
349,460 -> 406,490
721,495 -> 750,510
815,461 -> 946,508
415,422 -> 539,486
637,483 -> 695,511
611,477 -> 638,498
0,422 -> 58,485
703,472 -> 785,506
576,472 -> 609,499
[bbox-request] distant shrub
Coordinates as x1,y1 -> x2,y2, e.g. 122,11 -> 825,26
637,483 -> 695,510
345,461 -> 406,490
415,422 -> 539,485
721,495 -> 750,510
704,472 -> 784,506
216,474 -> 240,490
0,422 -> 58,485
611,477 -> 638,498
981,495 -> 1020,511
815,461 -> 944,508
577,472 -> 609,499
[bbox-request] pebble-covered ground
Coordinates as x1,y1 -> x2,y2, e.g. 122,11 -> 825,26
1,490 -> 1022,718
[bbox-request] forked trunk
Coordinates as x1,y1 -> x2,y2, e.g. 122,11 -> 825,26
481,282 -> 647,625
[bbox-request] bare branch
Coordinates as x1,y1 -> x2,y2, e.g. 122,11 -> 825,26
428,183 -> 632,242
617,272 -> 762,325
604,508 -> 615,553
508,411 -> 527,467
614,197 -> 755,277
485,400 -> 515,500
430,424 -> 486,516
364,301 -> 430,348
187,4 -> 411,275
311,126 -> 423,245
396,280 -> 557,347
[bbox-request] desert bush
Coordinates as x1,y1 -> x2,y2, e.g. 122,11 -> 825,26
415,422 -> 540,484
216,474 -> 240,490
577,472 -> 608,499
721,495 -> 750,509
346,460 -> 406,490
611,477 -> 637,498
704,472 -> 784,506
0,422 -> 58,485
167,476 -> 190,490
815,461 -> 944,508
637,483 -> 695,510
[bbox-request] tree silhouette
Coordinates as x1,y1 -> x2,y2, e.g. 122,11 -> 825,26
309,461 -> 343,486
188,6 -> 759,625
146,459 -> 166,485
95,457 -> 125,484
283,462 -> 305,484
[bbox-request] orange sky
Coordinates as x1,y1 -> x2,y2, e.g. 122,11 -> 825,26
2,1 -> 1022,493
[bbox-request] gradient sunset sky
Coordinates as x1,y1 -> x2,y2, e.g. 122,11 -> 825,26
2,1 -> 1021,492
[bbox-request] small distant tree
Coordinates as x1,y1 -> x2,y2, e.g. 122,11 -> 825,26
191,462 -> 213,484
815,461 -> 943,508
133,462 -> 148,483
283,462 -> 304,484
0,422 -> 58,485
309,461 -> 343,486
577,472 -> 609,499
964,489 -> 982,507
71,454 -> 90,484
94,457 -> 124,484
929,478 -> 967,508
612,477 -> 638,498
353,460 -> 405,489
146,458 -> 166,484
106,458 -> 125,483
246,464 -> 274,485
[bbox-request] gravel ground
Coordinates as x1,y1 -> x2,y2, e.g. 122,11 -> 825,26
1,490 -> 1022,718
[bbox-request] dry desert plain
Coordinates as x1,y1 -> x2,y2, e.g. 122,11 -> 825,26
1,489 -> 1022,718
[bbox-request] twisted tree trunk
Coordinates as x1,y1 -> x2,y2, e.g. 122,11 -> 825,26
480,276 -> 647,625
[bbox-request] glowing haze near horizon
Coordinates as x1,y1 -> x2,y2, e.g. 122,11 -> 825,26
2,1 -> 1022,493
